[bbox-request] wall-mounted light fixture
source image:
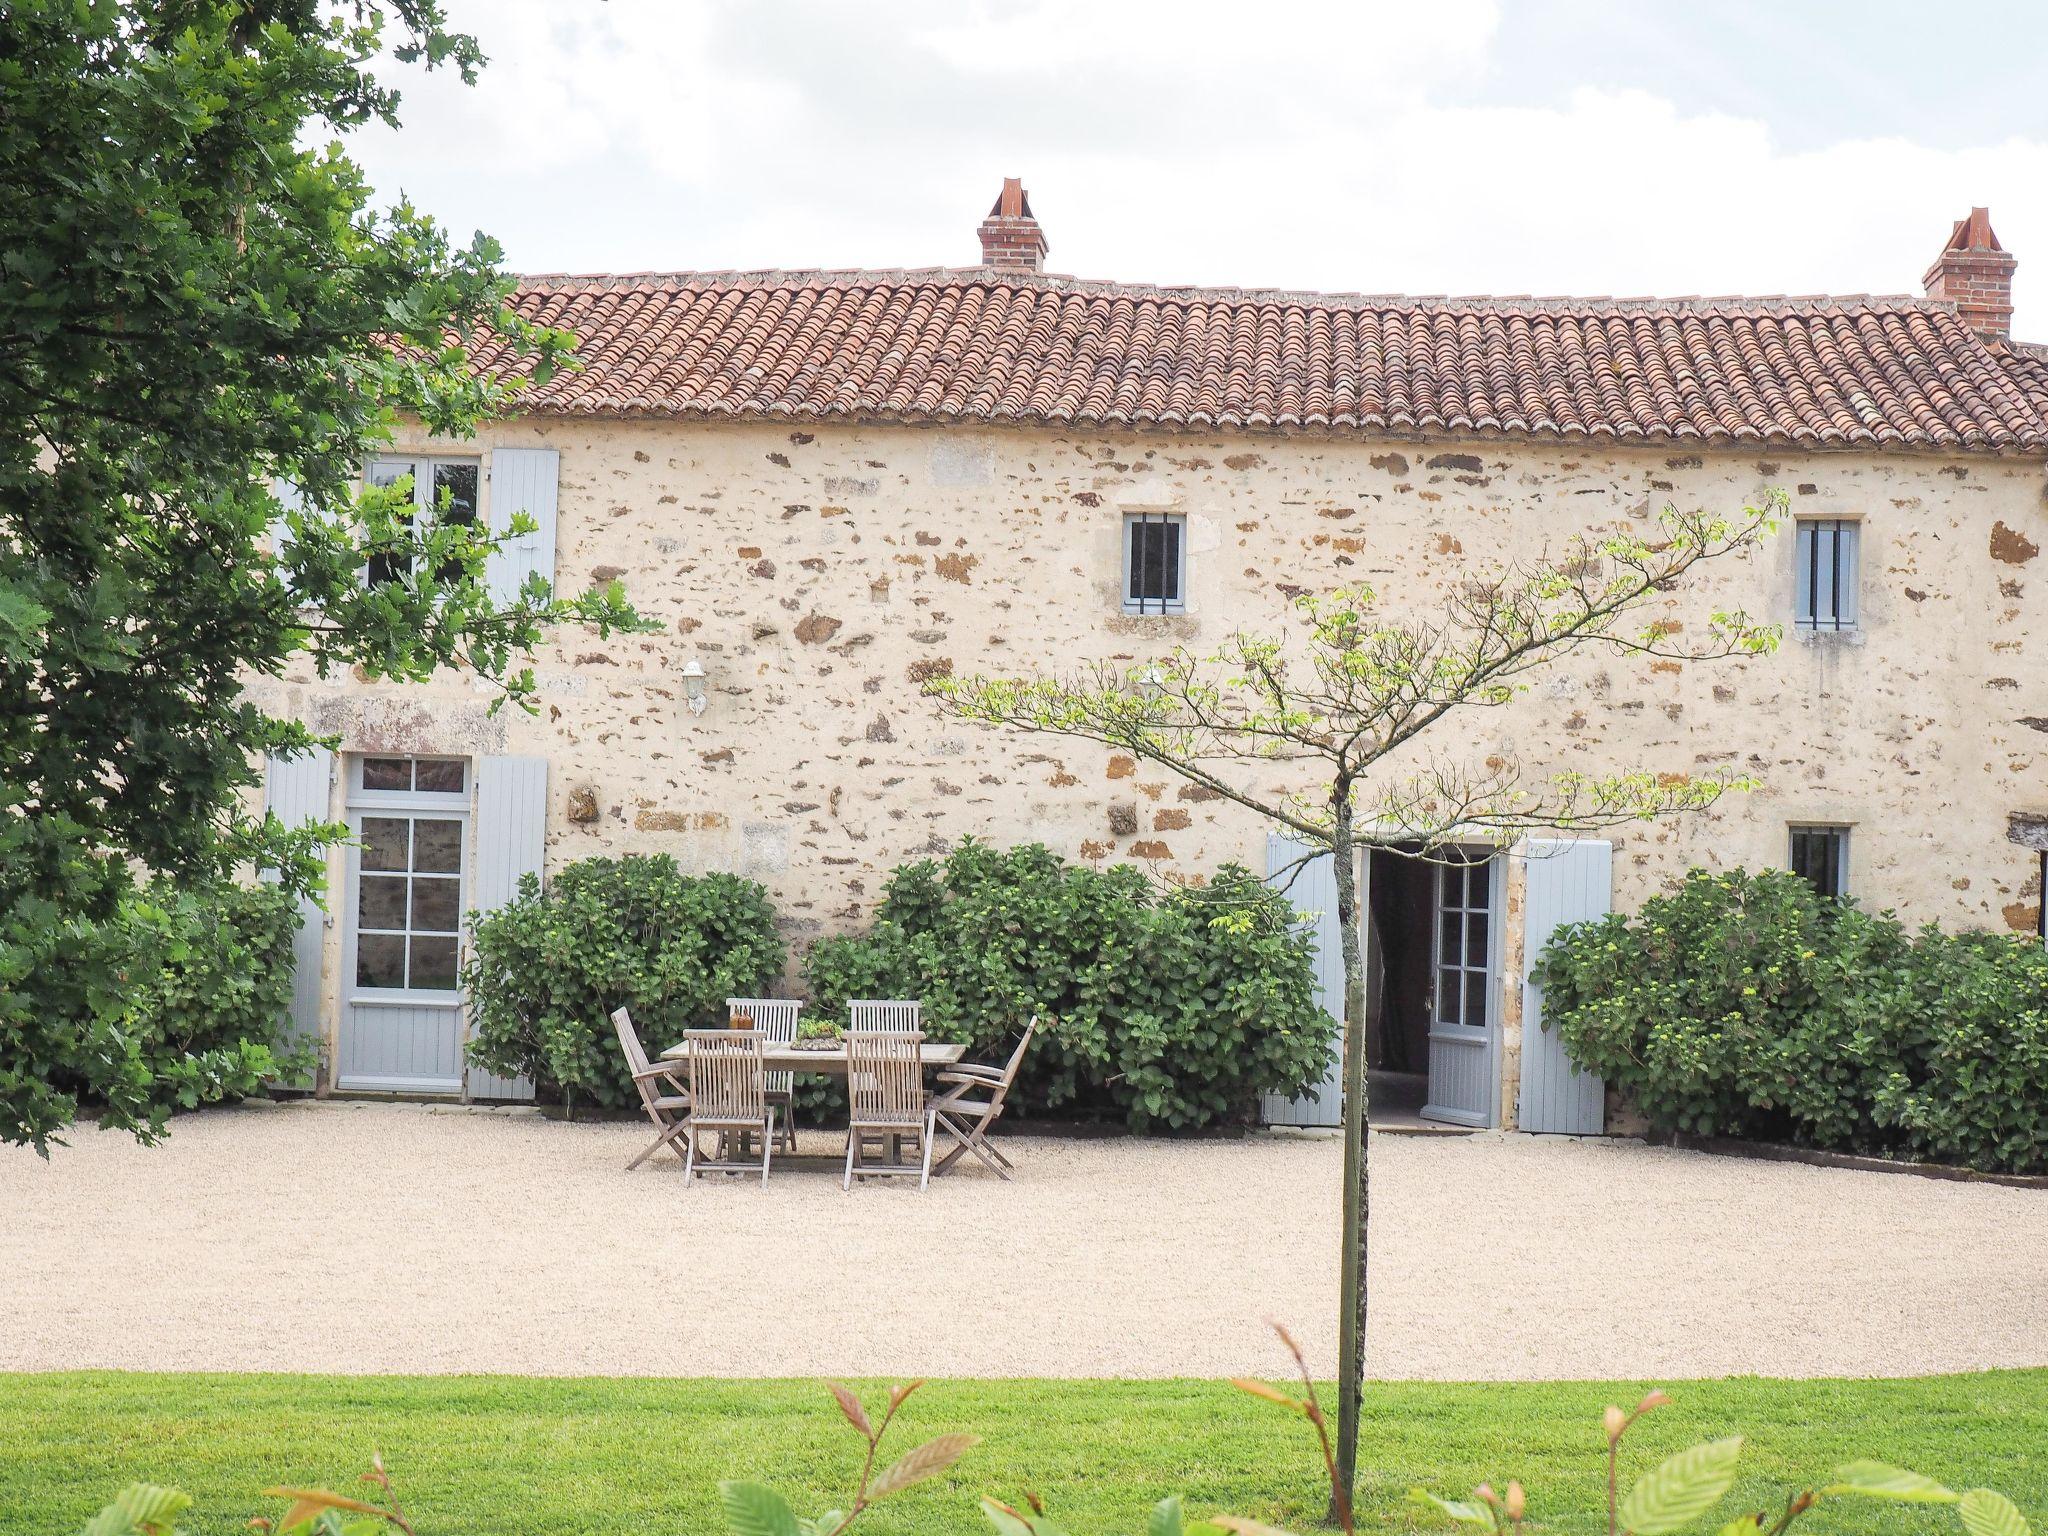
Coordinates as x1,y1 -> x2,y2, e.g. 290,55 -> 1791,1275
682,658 -> 708,717
1137,663 -> 1166,702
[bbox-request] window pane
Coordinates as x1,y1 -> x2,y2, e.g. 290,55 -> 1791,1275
431,462 -> 479,582
412,818 -> 462,873
413,758 -> 466,793
1437,967 -> 1463,1025
1438,909 -> 1462,962
1465,911 -> 1489,968
410,875 -> 461,933
409,936 -> 459,991
355,933 -> 406,989
360,816 -> 408,871
357,875 -> 408,931
365,460 -> 415,490
1463,972 -> 1488,1030
1158,518 -> 1181,601
362,758 -> 412,791
432,463 -> 479,527
1464,860 -> 1488,906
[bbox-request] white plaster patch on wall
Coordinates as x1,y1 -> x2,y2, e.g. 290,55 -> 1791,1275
741,821 -> 791,877
929,438 -> 995,487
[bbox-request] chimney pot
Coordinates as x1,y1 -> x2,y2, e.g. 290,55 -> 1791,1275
1923,205 -> 2016,340
977,176 -> 1048,273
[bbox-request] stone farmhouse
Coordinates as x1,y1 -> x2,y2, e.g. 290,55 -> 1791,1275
254,183 -> 2048,1131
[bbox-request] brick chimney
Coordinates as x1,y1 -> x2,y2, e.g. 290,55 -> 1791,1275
977,177 -> 1047,273
1923,206 -> 2017,340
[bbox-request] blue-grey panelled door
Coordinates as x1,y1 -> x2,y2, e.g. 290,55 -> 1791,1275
1261,832 -> 1346,1128
1517,838 -> 1612,1134
1421,853 -> 1502,1128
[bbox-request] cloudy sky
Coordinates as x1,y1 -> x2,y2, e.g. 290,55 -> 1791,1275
351,0 -> 2048,336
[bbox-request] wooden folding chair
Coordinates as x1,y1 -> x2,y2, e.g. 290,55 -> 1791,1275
728,997 -> 801,1152
849,999 -> 921,1033
844,1028 -> 936,1191
932,1016 -> 1039,1180
611,1007 -> 692,1171
681,1029 -> 777,1186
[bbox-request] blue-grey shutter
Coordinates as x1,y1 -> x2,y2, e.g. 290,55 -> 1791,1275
1260,831 -> 1346,1128
486,448 -> 559,604
263,747 -> 333,1087
1518,838 -> 1611,1135
466,754 -> 547,1100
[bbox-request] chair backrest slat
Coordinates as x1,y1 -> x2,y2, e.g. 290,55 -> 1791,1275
611,1007 -> 652,1077
849,999 -> 921,1033
684,1029 -> 766,1127
987,1015 -> 1040,1115
726,998 -> 801,1043
847,1028 -> 924,1127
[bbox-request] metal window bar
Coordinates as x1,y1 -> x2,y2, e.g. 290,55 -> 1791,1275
1126,513 -> 1182,614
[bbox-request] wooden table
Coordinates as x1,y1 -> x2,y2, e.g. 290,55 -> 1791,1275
660,1039 -> 967,1166
659,1040 -> 966,1072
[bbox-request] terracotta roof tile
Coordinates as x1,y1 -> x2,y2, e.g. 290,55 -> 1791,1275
482,268 -> 2048,453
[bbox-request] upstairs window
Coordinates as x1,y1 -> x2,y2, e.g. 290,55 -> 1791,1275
1794,518 -> 1859,631
1123,512 -> 1186,615
364,457 -> 480,587
1789,824 -> 1849,900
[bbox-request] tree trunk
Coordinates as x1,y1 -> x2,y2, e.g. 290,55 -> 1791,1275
1331,779 -> 1368,1521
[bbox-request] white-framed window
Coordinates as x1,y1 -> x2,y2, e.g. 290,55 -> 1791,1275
1794,518 -> 1859,631
345,755 -> 470,997
1788,824 -> 1850,899
364,456 -> 481,588
1122,511 -> 1187,615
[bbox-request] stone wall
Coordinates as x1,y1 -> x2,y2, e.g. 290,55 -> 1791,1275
253,418 -> 2048,1103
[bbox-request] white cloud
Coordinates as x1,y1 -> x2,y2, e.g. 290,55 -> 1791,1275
347,0 -> 2048,335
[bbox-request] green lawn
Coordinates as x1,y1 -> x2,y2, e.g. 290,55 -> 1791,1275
2,1373 -> 2044,1536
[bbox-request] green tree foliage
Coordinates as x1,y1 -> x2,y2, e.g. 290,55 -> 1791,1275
14,876 -> 303,1142
0,1 -> 650,1149
463,855 -> 786,1110
801,840 -> 1336,1131
1534,868 -> 2048,1174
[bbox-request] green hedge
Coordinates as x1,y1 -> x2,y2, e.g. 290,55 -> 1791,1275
802,840 -> 1335,1131
463,854 -> 785,1109
1532,867 -> 2048,1174
8,878 -> 297,1144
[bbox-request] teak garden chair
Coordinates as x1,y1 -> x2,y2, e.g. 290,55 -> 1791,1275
931,1016 -> 1039,1180
727,997 -> 801,1151
610,1007 -> 692,1171
843,1028 -> 936,1191
681,1029 -> 777,1186
848,999 -> 922,1033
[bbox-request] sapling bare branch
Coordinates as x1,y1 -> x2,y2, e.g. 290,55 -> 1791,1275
928,494 -> 1784,1513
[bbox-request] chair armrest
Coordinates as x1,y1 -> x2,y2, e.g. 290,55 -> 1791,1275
633,1062 -> 687,1086
943,1063 -> 1005,1083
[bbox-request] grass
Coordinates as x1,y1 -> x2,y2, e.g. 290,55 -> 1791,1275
2,1373 -> 2044,1536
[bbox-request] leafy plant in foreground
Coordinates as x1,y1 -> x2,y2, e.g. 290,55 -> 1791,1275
1409,1382 -> 2034,1536
77,1454 -> 412,1536
719,1380 -> 977,1536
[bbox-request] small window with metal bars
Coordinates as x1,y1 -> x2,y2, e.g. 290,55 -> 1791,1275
1789,824 -> 1849,900
1122,511 -> 1186,614
1794,518 -> 1859,630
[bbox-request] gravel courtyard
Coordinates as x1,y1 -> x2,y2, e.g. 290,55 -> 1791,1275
4,1101 -> 2044,1380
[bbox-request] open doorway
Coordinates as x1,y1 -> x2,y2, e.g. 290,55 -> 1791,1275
1366,846 -> 1501,1128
